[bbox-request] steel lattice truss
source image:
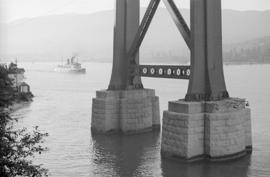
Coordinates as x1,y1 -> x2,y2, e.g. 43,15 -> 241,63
128,0 -> 190,80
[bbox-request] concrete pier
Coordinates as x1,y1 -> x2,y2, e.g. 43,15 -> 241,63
91,89 -> 160,134
161,98 -> 252,161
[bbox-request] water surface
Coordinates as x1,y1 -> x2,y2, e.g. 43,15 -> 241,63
11,62 -> 270,177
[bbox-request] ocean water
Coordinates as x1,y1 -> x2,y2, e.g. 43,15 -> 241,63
11,62 -> 270,177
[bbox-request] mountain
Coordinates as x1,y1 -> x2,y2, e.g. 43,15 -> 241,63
224,36 -> 270,64
1,8 -> 270,63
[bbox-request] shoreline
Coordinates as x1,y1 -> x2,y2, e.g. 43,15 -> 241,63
0,101 -> 30,116
224,61 -> 270,66
2,60 -> 270,66
8,101 -> 31,112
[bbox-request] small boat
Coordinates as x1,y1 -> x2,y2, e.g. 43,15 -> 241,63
55,56 -> 86,74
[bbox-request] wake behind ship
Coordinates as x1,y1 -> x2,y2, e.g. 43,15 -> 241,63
55,56 -> 86,74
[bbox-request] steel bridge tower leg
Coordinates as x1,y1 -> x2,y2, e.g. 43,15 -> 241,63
108,0 -> 142,90
91,0 -> 160,134
161,0 -> 252,161
186,0 -> 229,101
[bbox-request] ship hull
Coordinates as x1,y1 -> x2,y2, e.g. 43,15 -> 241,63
54,67 -> 86,74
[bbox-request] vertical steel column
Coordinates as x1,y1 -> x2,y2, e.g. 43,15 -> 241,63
127,0 -> 160,88
205,0 -> 228,100
108,0 -> 142,90
186,0 -> 229,101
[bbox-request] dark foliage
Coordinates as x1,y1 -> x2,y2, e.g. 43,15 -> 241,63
0,65 -> 15,107
0,64 -> 48,177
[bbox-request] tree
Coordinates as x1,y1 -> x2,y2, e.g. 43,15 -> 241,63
0,64 -> 48,177
0,65 -> 15,107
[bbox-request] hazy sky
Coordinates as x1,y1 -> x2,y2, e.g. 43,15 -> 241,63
1,0 -> 270,22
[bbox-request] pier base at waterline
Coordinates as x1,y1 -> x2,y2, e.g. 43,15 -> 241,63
91,89 -> 160,134
161,98 -> 252,161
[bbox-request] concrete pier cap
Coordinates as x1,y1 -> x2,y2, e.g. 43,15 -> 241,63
161,98 -> 252,161
91,89 -> 160,134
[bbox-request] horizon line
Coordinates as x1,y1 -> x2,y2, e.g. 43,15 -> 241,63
2,7 -> 270,24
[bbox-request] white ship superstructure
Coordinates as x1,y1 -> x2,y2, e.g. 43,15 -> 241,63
55,56 -> 86,74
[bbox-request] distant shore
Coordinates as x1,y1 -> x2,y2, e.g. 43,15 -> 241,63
2,60 -> 270,66
224,61 -> 270,65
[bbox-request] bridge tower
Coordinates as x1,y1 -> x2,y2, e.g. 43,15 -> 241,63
91,0 -> 252,161
91,0 -> 160,134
